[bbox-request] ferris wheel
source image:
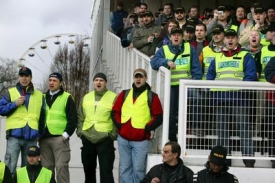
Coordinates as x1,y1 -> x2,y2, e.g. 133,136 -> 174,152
18,33 -> 90,86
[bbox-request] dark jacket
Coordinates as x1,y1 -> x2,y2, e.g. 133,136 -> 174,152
150,41 -> 202,80
0,161 -> 13,183
140,158 -> 194,183
111,82 -> 163,141
13,162 -> 56,183
264,56 -> 275,105
194,162 -> 238,183
0,82 -> 45,139
132,22 -> 162,57
42,88 -> 77,138
110,9 -> 129,34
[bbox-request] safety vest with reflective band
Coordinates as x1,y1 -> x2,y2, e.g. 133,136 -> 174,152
16,166 -> 52,183
163,43 -> 191,85
0,162 -> 5,183
6,87 -> 42,130
215,51 -> 247,81
121,89 -> 151,129
202,46 -> 220,80
82,91 -> 116,132
211,51 -> 247,91
45,92 -> 70,135
259,46 -> 275,82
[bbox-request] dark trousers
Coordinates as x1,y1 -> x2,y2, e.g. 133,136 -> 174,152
81,136 -> 115,183
169,86 -> 179,141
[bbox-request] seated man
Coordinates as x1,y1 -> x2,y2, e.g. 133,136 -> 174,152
140,142 -> 194,183
194,145 -> 239,183
13,145 -> 56,183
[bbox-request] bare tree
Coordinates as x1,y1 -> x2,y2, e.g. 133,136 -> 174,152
48,36 -> 90,108
0,58 -> 18,97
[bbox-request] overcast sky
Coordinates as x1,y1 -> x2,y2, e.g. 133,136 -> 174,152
0,0 -> 92,85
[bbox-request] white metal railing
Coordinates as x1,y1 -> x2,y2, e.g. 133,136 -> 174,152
88,0 -> 107,90
105,31 -> 171,152
178,80 -> 275,162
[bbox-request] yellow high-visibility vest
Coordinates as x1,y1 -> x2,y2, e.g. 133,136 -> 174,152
259,46 -> 275,82
45,92 -> 70,135
82,91 -> 116,132
7,87 -> 42,130
163,42 -> 192,85
16,166 -> 52,183
121,89 -> 151,129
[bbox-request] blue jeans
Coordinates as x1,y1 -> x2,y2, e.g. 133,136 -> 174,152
169,86 -> 201,141
117,135 -> 149,183
4,137 -> 37,176
216,103 -> 254,157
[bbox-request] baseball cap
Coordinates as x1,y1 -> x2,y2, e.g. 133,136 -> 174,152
143,11 -> 154,17
49,72 -> 63,81
175,7 -> 185,13
27,145 -> 40,156
212,24 -> 224,34
133,68 -> 147,77
19,67 -> 32,76
224,29 -> 237,37
183,23 -> 195,33
254,6 -> 265,13
210,146 -> 227,166
217,5 -> 226,11
170,27 -> 183,35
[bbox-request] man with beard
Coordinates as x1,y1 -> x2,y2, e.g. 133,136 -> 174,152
174,7 -> 187,29
0,67 -> 45,177
112,68 -> 163,183
193,146 -> 239,183
132,11 -> 162,57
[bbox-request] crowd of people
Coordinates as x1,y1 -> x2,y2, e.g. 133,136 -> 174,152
1,1 -> 275,183
111,1 -> 275,169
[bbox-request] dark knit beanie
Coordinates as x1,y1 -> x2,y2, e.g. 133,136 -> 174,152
93,72 -> 107,81
49,72 -> 63,81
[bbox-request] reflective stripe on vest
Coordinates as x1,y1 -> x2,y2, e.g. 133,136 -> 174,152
7,87 -> 42,130
45,92 -> 70,135
202,46 -> 220,80
163,43 -> 191,85
121,89 -> 151,129
82,91 -> 116,132
17,166 -> 52,183
259,46 -> 275,82
0,162 -> 5,182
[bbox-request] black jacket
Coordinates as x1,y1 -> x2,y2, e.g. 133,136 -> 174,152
140,159 -> 194,183
194,162 -> 238,183
42,88 -> 77,138
0,162 -> 13,183
13,162 -> 56,183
